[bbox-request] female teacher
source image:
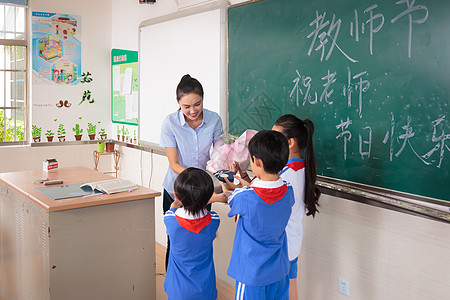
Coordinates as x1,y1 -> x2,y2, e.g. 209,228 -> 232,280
159,74 -> 224,269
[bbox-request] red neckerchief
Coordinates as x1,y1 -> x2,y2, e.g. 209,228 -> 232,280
252,184 -> 288,204
175,213 -> 212,234
286,160 -> 305,171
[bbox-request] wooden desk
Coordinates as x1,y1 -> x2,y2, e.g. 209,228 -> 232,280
0,166 -> 161,300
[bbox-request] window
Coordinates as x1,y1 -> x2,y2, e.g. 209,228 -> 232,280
0,1 -> 27,144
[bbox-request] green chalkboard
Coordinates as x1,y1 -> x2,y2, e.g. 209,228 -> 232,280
228,0 -> 450,201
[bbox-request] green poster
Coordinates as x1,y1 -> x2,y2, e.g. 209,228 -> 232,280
111,49 -> 138,125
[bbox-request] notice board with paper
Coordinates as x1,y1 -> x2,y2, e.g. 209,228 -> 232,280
111,49 -> 138,125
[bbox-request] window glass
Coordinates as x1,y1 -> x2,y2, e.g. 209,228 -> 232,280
0,5 -> 4,33
16,6 -> 24,37
0,71 -> 4,106
0,45 -> 4,69
0,4 -> 26,143
5,6 -> 14,32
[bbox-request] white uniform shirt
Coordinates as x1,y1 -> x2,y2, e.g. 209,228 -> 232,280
280,158 -> 306,261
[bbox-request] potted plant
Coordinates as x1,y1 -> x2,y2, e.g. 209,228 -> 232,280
99,128 -> 107,139
106,141 -> 115,152
117,125 -> 121,140
72,117 -> 83,141
72,124 -> 83,141
87,122 -> 96,140
32,125 -> 42,142
122,126 -> 128,142
45,129 -> 54,142
57,124 -> 66,142
133,130 -> 137,144
97,136 -> 106,153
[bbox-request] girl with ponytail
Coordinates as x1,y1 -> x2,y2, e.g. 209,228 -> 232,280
273,114 -> 320,300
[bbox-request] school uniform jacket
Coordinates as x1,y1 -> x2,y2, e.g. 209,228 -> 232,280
227,178 -> 294,286
280,158 -> 306,261
164,207 -> 220,300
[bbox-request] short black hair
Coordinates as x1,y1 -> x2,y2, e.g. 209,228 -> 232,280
248,130 -> 289,175
174,167 -> 214,215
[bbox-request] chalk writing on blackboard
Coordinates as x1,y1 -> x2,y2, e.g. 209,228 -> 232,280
393,115 -> 429,165
343,68 -> 370,118
359,126 -> 373,159
288,0 -> 444,167
391,0 -> 429,58
335,117 -> 353,160
361,5 -> 384,55
309,2 -> 428,62
333,111 -> 450,167
290,69 -> 338,107
307,11 -> 359,63
380,113 -> 450,168
228,0 -> 448,201
382,112 -> 396,161
422,115 -> 450,168
290,69 -> 318,107
321,70 -> 337,104
291,67 -> 370,118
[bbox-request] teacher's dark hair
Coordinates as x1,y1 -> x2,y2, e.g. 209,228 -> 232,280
176,74 -> 204,101
174,167 -> 214,216
274,114 -> 320,217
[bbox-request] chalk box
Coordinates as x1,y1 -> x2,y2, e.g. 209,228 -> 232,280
43,158 -> 58,173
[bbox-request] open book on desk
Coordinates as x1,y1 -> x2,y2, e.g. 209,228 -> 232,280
80,178 -> 138,194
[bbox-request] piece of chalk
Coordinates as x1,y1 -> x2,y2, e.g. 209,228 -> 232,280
43,180 -> 63,186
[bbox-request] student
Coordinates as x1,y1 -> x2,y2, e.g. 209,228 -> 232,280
273,114 -> 320,300
219,130 -> 294,300
163,167 -> 220,300
160,74 -> 224,269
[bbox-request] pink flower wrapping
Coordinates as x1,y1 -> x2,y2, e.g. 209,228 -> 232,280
206,129 -> 258,173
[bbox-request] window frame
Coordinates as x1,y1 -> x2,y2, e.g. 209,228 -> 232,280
0,2 -> 28,146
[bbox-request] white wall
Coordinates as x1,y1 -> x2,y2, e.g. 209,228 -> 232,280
0,144 -> 109,174
31,0 -> 112,140
110,0 -> 245,51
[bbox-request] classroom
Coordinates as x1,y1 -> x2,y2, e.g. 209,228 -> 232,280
0,0 -> 449,299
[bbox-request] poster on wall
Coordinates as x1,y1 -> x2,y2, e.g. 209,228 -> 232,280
111,49 -> 138,125
32,11 -> 81,85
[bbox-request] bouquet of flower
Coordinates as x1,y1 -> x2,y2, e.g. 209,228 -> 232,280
206,129 -> 258,174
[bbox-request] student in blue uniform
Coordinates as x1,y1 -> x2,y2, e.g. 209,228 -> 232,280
160,74 -> 224,269
273,114 -> 320,300
163,167 -> 220,300
219,130 -> 295,300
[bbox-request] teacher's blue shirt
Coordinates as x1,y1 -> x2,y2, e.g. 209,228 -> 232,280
160,108 -> 223,197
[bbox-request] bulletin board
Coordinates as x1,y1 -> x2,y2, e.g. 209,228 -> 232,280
111,49 -> 139,125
